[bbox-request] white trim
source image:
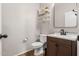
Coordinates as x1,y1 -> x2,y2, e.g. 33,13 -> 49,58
0,3 -> 2,56
14,48 -> 33,56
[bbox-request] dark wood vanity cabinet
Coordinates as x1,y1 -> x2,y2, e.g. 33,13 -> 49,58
46,36 -> 77,56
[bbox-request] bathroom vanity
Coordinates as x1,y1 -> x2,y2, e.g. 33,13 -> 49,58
46,34 -> 77,56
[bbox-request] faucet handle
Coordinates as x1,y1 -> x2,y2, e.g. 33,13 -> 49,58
60,29 -> 64,31
64,32 -> 67,35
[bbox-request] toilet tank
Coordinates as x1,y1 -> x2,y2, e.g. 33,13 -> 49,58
40,34 -> 47,43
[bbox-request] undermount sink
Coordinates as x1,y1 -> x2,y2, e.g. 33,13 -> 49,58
48,33 -> 78,41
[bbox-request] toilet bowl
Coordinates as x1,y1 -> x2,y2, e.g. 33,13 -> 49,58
32,34 -> 47,56
32,42 -> 43,56
32,42 -> 43,49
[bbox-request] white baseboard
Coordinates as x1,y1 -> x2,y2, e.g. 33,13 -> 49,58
14,48 -> 33,56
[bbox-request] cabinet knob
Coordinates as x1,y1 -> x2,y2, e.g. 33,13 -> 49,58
56,44 -> 58,47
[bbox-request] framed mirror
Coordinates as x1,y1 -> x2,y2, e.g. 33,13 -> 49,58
53,3 -> 78,28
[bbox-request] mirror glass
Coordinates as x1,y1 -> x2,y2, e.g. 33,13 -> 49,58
54,3 -> 78,28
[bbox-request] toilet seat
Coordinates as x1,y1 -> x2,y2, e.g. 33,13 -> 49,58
32,42 -> 43,56
32,42 -> 43,48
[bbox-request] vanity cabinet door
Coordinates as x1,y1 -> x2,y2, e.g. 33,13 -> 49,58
46,39 -> 57,56
46,36 -> 77,56
71,41 -> 77,56
57,44 -> 71,56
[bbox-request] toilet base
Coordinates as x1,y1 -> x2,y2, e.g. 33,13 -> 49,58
34,47 -> 43,56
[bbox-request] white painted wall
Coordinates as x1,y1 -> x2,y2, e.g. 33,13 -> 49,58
39,3 -> 53,34
40,3 -> 79,34
2,3 -> 39,56
39,3 -> 79,33
50,3 -> 79,33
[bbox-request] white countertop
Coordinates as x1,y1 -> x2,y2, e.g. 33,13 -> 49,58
47,33 -> 77,41
40,33 -> 79,55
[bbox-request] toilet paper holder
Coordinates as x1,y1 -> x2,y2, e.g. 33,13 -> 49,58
23,37 -> 28,43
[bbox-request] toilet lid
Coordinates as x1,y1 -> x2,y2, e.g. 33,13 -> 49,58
32,42 -> 43,47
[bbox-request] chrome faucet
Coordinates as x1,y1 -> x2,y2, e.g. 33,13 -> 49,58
60,29 -> 66,35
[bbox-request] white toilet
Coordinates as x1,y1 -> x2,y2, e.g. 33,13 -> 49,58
32,42 -> 43,56
32,34 -> 47,56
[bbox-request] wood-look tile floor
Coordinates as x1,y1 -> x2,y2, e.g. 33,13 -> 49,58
19,50 -> 46,56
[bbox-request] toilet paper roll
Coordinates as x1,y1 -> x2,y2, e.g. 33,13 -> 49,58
25,38 -> 28,41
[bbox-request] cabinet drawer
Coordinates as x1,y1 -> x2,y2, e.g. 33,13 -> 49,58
47,36 -> 72,46
47,36 -> 58,42
58,38 -> 72,46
